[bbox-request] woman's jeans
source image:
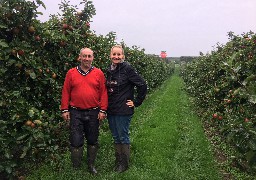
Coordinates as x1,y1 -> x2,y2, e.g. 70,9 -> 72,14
69,108 -> 99,147
108,114 -> 132,144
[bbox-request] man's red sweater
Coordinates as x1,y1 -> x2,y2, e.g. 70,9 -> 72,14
61,66 -> 108,113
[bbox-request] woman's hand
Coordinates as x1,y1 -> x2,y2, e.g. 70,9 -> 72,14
126,100 -> 134,107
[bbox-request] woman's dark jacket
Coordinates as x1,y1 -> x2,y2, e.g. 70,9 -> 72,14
106,62 -> 147,115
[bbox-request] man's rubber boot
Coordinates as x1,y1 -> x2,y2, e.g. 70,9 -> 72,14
87,145 -> 98,175
70,146 -> 83,169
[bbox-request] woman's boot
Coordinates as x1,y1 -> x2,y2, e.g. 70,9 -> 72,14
114,144 -> 122,171
121,144 -> 130,172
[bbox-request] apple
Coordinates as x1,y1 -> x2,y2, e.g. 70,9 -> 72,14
218,116 -> 223,120
68,26 -> 73,31
34,120 -> 42,125
25,69 -> 31,76
214,88 -> 220,93
16,63 -> 23,69
30,123 -> 36,128
12,28 -> 20,35
212,113 -> 218,119
15,6 -> 22,11
52,73 -> 57,79
18,50 -> 24,56
5,12 -> 12,19
35,35 -> 40,41
62,24 -> 69,29
28,26 -> 35,33
59,41 -> 66,47
77,11 -> 83,16
25,120 -> 32,126
11,49 -> 17,56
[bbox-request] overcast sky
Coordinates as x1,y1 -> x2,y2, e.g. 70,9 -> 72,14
36,0 -> 256,57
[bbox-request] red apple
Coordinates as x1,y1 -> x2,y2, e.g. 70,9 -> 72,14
35,35 -> 41,41
212,113 -> 218,119
62,24 -> 69,29
18,50 -> 24,56
12,28 -> 20,35
244,118 -> 249,122
59,41 -> 66,47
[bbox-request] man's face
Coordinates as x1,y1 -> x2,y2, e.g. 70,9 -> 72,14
80,49 -> 93,69
110,47 -> 124,64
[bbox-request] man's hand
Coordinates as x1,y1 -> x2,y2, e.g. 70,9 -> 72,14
62,112 -> 70,121
98,112 -> 106,120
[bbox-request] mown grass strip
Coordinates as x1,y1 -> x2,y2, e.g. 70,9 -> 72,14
27,69 -> 221,180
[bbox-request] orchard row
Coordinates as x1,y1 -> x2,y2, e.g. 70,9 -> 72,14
180,31 -> 256,172
0,0 -> 174,178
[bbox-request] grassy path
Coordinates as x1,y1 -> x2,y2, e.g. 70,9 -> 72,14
27,70 -> 221,180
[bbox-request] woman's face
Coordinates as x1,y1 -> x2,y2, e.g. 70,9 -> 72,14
110,47 -> 124,64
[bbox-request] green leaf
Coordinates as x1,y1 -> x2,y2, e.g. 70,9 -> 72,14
248,140 -> 256,150
5,166 -> 12,174
28,109 -> 35,118
17,134 -> 29,141
12,91 -> 20,97
20,146 -> 29,158
243,74 -> 256,86
36,12 -> 43,15
249,95 -> 256,104
0,25 -> 7,28
30,72 -> 37,79
249,130 -> 256,135
7,59 -> 16,66
245,150 -> 256,162
4,152 -> 11,159
0,120 -> 7,124
0,41 -> 8,48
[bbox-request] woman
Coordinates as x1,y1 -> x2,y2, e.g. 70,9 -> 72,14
106,45 -> 147,172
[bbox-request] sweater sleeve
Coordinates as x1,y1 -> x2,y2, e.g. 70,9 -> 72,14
127,66 -> 147,107
98,70 -> 108,112
61,70 -> 72,112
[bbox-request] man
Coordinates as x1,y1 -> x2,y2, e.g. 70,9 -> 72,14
61,48 -> 108,175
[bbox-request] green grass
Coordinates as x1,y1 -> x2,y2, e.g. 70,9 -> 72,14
27,70 -> 221,180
